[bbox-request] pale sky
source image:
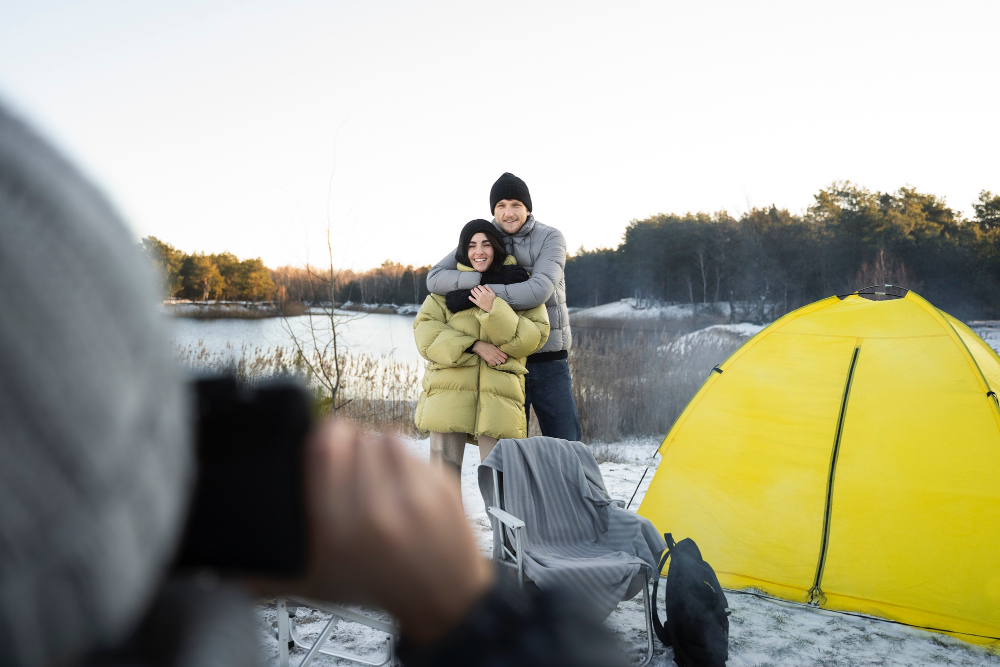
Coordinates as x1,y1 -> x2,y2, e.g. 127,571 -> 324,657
2,1 -> 998,270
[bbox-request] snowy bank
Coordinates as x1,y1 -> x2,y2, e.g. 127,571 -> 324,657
573,298 -> 732,322
658,322 -> 766,356
162,300 -> 284,318
338,301 -> 421,316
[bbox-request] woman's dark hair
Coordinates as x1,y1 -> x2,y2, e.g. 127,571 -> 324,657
455,219 -> 507,272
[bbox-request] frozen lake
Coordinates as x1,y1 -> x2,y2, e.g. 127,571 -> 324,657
166,311 -> 423,368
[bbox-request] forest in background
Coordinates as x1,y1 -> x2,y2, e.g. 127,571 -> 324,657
566,183 -> 1000,320
140,237 -> 431,306
142,182 -> 1000,319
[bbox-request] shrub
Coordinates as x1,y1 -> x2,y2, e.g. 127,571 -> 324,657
567,324 -> 749,442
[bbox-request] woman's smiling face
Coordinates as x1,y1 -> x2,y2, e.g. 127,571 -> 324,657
467,232 -> 495,272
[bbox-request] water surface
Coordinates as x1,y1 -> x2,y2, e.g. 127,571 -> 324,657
167,311 -> 422,368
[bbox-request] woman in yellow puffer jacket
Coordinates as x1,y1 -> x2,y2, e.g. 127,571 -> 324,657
414,219 -> 550,485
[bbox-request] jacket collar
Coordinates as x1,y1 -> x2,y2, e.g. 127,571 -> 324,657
491,214 -> 536,239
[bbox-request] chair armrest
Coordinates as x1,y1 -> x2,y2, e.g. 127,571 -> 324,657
488,506 -> 525,529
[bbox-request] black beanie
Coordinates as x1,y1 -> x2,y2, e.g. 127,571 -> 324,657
489,172 -> 532,214
455,219 -> 507,268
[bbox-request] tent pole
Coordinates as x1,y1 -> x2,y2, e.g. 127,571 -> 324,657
627,449 -> 660,510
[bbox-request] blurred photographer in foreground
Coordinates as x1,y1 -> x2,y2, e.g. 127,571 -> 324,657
0,102 -> 625,666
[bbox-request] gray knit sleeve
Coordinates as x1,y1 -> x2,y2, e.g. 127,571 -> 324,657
426,250 -> 482,295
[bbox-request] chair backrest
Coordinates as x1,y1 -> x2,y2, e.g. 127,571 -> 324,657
479,437 -> 665,622
503,439 -> 612,549
493,468 -> 501,508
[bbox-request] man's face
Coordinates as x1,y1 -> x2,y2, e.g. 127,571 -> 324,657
494,199 -> 529,234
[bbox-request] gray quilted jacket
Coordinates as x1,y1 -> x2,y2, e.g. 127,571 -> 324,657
427,215 -> 571,353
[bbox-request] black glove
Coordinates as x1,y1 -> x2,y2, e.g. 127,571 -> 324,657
491,264 -> 530,285
446,289 -> 476,313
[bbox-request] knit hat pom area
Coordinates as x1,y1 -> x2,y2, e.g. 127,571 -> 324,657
0,102 -> 190,667
489,172 -> 531,214
455,219 -> 507,267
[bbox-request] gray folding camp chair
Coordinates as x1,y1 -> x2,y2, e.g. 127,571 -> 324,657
481,438 -> 660,667
269,597 -> 400,667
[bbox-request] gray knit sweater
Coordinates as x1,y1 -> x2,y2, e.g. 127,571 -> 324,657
0,101 -> 257,666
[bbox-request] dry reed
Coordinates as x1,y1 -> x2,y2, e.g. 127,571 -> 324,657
172,340 -> 421,435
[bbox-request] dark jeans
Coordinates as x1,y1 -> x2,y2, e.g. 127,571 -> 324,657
524,358 -> 583,441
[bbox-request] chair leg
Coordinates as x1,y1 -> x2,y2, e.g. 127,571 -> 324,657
389,632 -> 400,666
297,615 -> 339,667
638,572 -> 654,667
280,598 -> 399,666
276,598 -> 290,667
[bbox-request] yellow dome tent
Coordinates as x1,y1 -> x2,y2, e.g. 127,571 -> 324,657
638,288 -> 1000,643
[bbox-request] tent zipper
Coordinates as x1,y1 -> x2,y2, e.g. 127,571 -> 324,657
808,346 -> 860,605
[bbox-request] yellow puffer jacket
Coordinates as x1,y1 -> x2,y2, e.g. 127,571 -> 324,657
413,257 -> 550,441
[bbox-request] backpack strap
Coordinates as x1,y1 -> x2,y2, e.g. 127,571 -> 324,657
651,533 -> 674,647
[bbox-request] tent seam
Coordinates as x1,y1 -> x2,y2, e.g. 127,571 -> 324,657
905,293 -> 1000,432
946,316 -> 1000,390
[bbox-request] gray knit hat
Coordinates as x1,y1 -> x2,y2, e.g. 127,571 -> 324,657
0,103 -> 191,665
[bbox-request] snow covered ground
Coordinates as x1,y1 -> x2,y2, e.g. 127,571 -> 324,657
256,322 -> 1000,666
256,434 -> 999,666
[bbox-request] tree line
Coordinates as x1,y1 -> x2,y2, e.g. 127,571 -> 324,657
565,183 -> 1000,320
140,236 -> 432,305
140,237 -> 277,302
272,261 -> 431,306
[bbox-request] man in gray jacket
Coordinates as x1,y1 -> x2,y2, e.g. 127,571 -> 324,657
427,172 -> 582,441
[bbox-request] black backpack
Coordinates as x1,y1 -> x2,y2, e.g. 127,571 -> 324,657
651,533 -> 730,667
